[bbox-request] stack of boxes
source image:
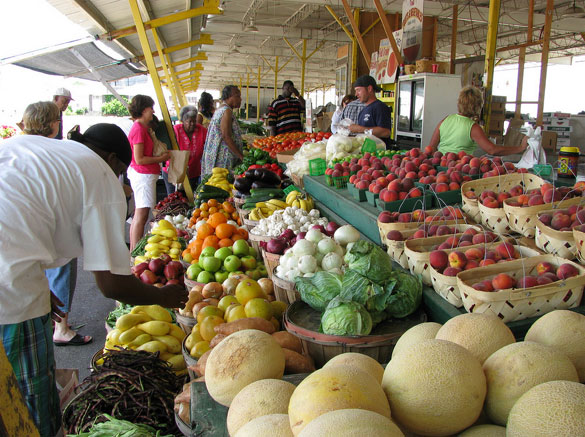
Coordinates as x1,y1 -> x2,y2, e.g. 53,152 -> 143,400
542,112 -> 572,150
487,96 -> 506,144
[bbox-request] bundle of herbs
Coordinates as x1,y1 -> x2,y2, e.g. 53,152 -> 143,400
63,348 -> 185,435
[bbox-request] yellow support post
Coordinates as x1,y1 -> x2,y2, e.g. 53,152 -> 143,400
167,59 -> 187,108
246,73 -> 250,120
274,56 -> 279,100
325,6 -> 358,83
163,34 -> 213,55
341,2 -> 369,69
151,28 -> 180,116
515,0 -> 534,118
361,17 -> 381,37
257,65 -> 261,122
482,0 -> 501,135
373,0 -> 403,66
283,38 -> 325,96
128,0 -> 193,202
450,5 -> 458,74
536,0 -> 554,127
168,53 -> 207,69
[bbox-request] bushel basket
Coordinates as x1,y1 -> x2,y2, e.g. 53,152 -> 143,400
573,227 -> 585,265
535,210 -> 577,260
272,268 -> 300,305
457,254 -> 585,323
430,244 -> 541,308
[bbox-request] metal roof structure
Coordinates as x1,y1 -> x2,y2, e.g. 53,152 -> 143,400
4,1 -> 585,93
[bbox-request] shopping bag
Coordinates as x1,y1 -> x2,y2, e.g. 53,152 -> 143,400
149,128 -> 169,157
55,368 -> 79,408
168,150 -> 190,184
515,126 -> 546,169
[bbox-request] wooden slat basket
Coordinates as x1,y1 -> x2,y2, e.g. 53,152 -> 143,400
182,336 -> 198,380
504,196 -> 584,238
430,244 -> 542,308
247,230 -> 272,254
175,310 -> 197,336
386,224 -> 482,270
535,210 -> 578,260
261,250 -> 281,280
272,268 -> 300,305
404,231 -> 503,286
573,227 -> 585,265
457,254 -> 585,323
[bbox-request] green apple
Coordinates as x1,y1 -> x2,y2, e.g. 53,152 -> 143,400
232,239 -> 250,257
246,269 -> 261,280
224,255 -> 242,272
201,256 -> 222,273
240,255 -> 257,271
228,270 -> 244,277
200,246 -> 216,258
186,264 -> 202,280
215,270 -> 229,283
214,246 -> 233,262
248,246 -> 258,259
196,270 -> 214,283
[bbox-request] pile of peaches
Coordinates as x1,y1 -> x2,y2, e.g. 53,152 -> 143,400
378,206 -> 466,224
539,205 -> 585,231
438,152 -> 525,178
385,225 -> 494,245
418,169 -> 470,192
470,260 -> 580,292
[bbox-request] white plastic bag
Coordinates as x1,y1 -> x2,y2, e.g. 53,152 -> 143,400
334,118 -> 354,137
515,126 -> 546,169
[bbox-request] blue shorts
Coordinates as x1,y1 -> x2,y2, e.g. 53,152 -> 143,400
1,314 -> 62,437
45,259 -> 77,313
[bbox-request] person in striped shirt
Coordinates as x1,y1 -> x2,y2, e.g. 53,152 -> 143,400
267,80 -> 306,136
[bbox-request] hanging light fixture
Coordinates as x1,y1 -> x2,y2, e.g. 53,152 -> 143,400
244,18 -> 259,32
562,0 -> 585,17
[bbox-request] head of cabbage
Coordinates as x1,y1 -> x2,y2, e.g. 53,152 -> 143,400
320,297 -> 372,336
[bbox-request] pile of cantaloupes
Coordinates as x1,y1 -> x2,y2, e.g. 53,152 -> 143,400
210,310 -> 585,436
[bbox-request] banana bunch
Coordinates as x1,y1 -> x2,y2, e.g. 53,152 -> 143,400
102,305 -> 187,374
206,167 -> 233,192
248,198 -> 288,220
135,219 -> 181,264
286,190 -> 315,211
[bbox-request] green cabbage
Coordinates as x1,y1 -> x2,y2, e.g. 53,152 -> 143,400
340,270 -> 390,313
321,297 -> 372,336
385,271 -> 423,318
343,240 -> 393,284
295,271 -> 343,312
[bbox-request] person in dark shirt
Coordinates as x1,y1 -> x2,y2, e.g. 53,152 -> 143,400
348,75 -> 392,148
267,80 -> 306,136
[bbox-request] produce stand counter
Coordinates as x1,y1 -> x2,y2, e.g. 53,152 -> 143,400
304,175 -> 382,245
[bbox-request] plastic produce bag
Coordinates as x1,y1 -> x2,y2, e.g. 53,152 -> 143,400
334,117 -> 354,137
515,126 -> 546,169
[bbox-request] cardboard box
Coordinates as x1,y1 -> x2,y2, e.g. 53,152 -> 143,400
557,138 -> 572,147
489,118 -> 504,132
544,125 -> 573,133
504,119 -> 525,147
492,96 -> 507,103
543,112 -> 571,118
490,110 -> 506,119
541,131 -> 557,151
276,148 -> 300,164
491,102 -> 506,111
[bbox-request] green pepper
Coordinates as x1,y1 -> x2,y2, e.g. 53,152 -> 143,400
256,159 -> 267,166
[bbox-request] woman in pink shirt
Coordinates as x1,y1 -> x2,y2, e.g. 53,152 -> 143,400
127,95 -> 170,250
165,105 -> 206,192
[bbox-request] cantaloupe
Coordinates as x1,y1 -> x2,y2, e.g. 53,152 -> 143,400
297,409 -> 404,437
435,313 -> 515,364
205,329 -> 285,406
507,380 -> 585,437
227,379 -> 295,436
288,365 -> 391,436
234,414 -> 293,437
482,341 -> 579,426
524,309 -> 585,382
391,322 -> 441,358
458,424 -> 506,436
323,353 -> 384,384
382,339 -> 486,437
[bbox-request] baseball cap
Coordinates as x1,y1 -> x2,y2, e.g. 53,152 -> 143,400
54,87 -> 74,100
353,75 -> 382,92
80,124 -> 132,166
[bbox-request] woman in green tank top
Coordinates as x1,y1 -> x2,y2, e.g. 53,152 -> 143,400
428,86 -> 528,156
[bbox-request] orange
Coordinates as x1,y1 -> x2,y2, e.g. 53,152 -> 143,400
216,223 -> 235,239
208,199 -> 218,207
196,223 -> 213,239
236,227 -> 249,240
200,203 -> 209,211
202,235 -> 220,250
199,210 -> 209,218
207,212 -> 228,228
231,233 -> 245,242
192,208 -> 201,218
218,238 -> 233,248
231,212 -> 239,220
199,315 -> 224,341
222,202 -> 235,213
190,239 -> 203,258
208,206 -> 218,214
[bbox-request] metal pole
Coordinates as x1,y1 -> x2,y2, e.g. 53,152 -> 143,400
301,40 -> 307,96
450,5 -> 458,74
151,28 -> 180,117
128,0 -> 192,201
516,0 -> 534,119
246,73 -> 250,120
536,0 -> 554,127
482,0 -> 501,135
274,56 -> 279,100
257,65 -> 261,122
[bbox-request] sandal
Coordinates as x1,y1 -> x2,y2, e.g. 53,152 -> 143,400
54,333 -> 93,347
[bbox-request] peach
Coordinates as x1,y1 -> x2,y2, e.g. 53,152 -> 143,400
536,276 -> 553,285
448,251 -> 467,269
435,183 -> 449,193
464,190 -> 477,200
535,261 -> 554,275
479,259 -> 496,267
496,242 -> 517,259
480,190 -> 498,201
497,192 -> 511,204
509,185 -> 524,197
412,229 -> 426,239
528,194 -> 545,206
378,211 -> 393,223
557,263 -> 579,280
387,180 -> 402,192
402,178 -> 415,192
482,196 -> 500,208
444,236 -> 459,247
543,189 -> 562,204
542,272 -> 559,282
540,182 -> 554,196
429,250 -> 449,271
386,230 -> 404,241
463,227 -> 478,236
443,266 -> 462,277
465,260 -> 480,270
550,212 -> 572,230
459,234 -> 473,243
491,273 -> 517,290
464,247 -> 485,260
472,280 -> 494,292
458,240 -> 473,247
517,194 -> 529,206
518,276 -> 539,288
398,213 -> 412,223
428,225 -> 439,236
449,182 -> 461,191
539,214 -> 552,227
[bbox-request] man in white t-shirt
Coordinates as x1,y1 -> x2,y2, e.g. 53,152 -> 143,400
0,123 -> 187,437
